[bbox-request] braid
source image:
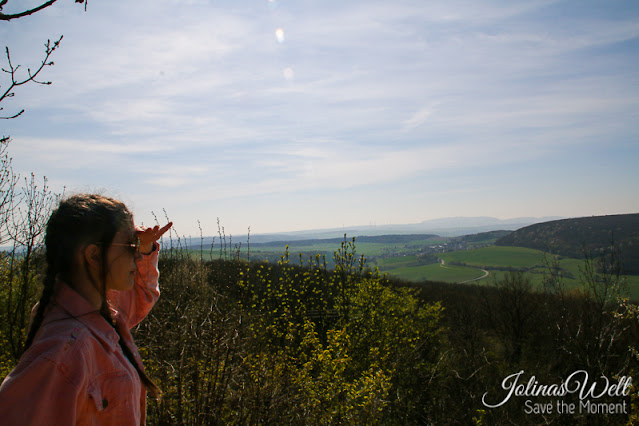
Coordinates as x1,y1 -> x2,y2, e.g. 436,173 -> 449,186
23,261 -> 57,351
99,301 -> 162,399
117,328 -> 162,399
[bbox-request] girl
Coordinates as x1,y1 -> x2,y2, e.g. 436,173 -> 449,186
0,194 -> 172,425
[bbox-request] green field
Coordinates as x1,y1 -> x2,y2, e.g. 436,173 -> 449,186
368,254 -> 486,283
440,245 -> 546,269
379,245 -> 639,300
369,246 -> 550,284
380,261 -> 485,283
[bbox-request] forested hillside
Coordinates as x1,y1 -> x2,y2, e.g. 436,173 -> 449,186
496,214 -> 639,274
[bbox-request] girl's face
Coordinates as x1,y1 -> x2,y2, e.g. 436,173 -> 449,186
105,225 -> 140,292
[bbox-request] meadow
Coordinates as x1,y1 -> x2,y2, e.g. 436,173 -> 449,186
382,246 -> 639,300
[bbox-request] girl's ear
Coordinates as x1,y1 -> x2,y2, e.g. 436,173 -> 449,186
83,244 -> 102,271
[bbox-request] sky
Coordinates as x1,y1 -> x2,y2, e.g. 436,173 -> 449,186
1,0 -> 638,237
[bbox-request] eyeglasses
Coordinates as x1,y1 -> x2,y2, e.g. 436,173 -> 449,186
110,237 -> 140,255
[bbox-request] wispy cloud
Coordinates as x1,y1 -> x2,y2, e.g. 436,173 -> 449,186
402,107 -> 435,132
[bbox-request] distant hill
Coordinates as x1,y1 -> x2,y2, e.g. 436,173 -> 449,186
451,230 -> 512,243
249,234 -> 441,248
242,216 -> 561,243
495,214 -> 639,274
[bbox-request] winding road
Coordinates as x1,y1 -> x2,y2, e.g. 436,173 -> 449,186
458,268 -> 489,284
440,260 -> 490,284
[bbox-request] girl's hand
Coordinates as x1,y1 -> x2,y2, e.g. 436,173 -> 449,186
136,222 -> 173,255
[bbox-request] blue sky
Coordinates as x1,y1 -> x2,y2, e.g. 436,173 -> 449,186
1,0 -> 638,236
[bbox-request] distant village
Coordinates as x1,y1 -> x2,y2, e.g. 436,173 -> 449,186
375,236 -> 494,262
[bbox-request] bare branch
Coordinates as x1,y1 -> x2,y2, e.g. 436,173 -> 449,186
0,35 -> 62,119
0,0 -> 59,21
0,108 -> 24,119
0,0 -> 88,20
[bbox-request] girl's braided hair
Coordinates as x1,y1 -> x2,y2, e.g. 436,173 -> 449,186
24,193 -> 161,398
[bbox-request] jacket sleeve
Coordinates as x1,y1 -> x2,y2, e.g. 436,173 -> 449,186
109,242 -> 161,328
0,350 -> 82,425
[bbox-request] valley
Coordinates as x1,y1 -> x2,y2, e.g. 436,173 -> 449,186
186,214 -> 639,300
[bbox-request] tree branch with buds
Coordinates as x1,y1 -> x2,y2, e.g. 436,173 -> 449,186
0,36 -> 63,119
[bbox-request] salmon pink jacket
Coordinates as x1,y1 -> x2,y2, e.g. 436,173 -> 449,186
0,244 -> 160,425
